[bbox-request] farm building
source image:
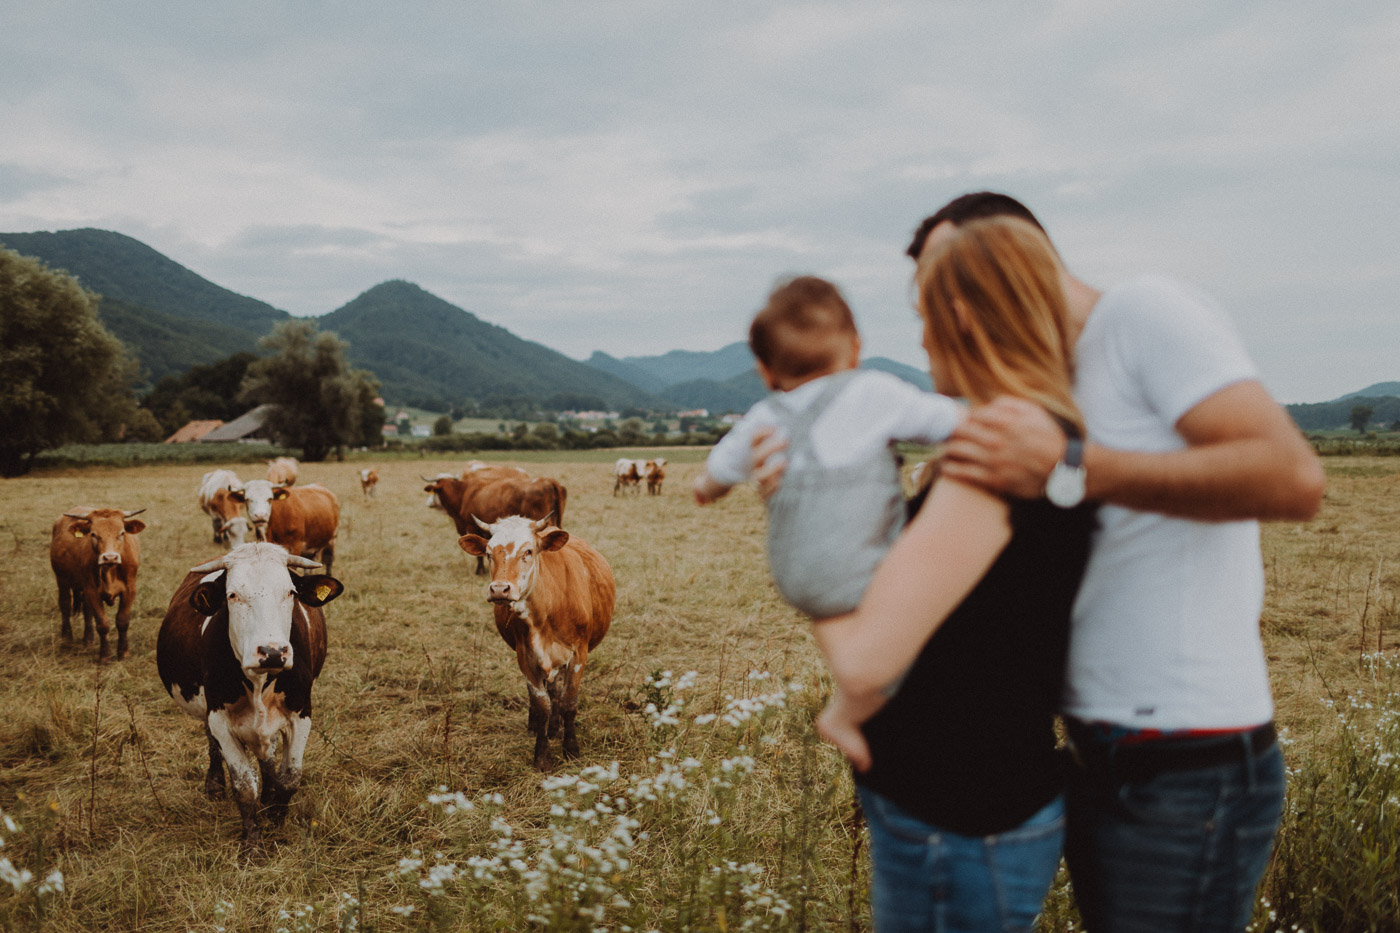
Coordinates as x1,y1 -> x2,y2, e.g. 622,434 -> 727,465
199,404 -> 276,443
164,419 -> 224,443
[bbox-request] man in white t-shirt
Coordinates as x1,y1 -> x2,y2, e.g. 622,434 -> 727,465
902,193 -> 1325,932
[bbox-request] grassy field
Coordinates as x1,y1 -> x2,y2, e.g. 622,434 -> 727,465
1,456 -> 1398,931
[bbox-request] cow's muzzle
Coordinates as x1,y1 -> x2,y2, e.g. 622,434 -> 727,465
255,643 -> 291,670
487,582 -> 517,603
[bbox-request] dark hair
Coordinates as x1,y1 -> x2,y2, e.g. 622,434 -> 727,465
749,276 -> 858,381
906,192 -> 1046,260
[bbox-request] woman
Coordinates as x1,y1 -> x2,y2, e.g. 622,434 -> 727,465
813,216 -> 1098,932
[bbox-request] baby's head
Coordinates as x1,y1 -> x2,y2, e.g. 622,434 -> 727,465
749,276 -> 860,391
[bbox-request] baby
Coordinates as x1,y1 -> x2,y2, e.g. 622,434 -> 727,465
694,275 -> 965,620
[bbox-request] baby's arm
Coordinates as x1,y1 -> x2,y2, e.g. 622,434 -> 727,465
883,378 -> 967,445
693,470 -> 733,505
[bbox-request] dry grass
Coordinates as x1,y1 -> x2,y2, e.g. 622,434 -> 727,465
2,455 -> 1399,931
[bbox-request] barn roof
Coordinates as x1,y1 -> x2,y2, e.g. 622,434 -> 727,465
200,405 -> 274,442
164,419 -> 224,443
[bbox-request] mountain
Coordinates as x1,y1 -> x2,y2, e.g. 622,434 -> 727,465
1339,382 -> 1400,401
0,228 -> 288,382
583,351 -> 671,394
319,281 -> 658,411
1286,395 -> 1400,431
603,342 -> 757,387
862,357 -> 932,391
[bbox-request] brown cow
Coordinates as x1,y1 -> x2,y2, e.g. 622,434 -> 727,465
198,469 -> 249,547
231,480 -> 340,575
49,507 -> 146,661
266,457 -> 299,486
459,516 -> 615,770
156,543 -> 342,850
423,471 -> 568,575
358,468 -> 379,498
644,458 -> 667,495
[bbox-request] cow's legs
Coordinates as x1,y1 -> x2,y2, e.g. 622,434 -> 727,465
475,555 -> 488,576
526,680 -> 554,770
57,583 -> 74,642
559,661 -> 585,760
86,593 -> 111,661
115,590 -> 133,660
263,718 -> 309,825
546,675 -> 565,739
211,516 -> 224,545
80,593 -> 96,646
209,712 -> 263,850
205,724 -> 228,799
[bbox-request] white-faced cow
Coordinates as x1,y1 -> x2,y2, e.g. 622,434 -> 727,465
49,507 -> 146,661
198,469 -> 249,547
266,457 -> 299,486
458,516 -> 615,770
644,458 -> 667,496
156,543 -> 342,850
423,470 -> 568,575
358,468 -> 379,498
231,480 -> 340,575
613,458 -> 643,495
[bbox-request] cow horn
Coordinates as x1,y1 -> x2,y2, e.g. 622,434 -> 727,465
472,515 -> 492,533
421,474 -> 438,483
122,508 -> 146,518
285,554 -> 323,570
190,557 -> 228,573
63,507 -> 94,519
532,512 -> 556,532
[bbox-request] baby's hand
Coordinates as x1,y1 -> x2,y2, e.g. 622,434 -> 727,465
816,691 -> 873,772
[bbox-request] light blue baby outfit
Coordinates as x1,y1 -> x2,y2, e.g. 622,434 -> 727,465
763,370 -> 907,619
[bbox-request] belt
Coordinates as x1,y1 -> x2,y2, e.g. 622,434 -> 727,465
1067,720 -> 1277,782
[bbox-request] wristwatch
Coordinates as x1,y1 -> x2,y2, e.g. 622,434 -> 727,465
1045,430 -> 1086,508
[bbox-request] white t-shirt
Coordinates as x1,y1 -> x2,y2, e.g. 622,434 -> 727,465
1065,275 -> 1272,730
705,369 -> 965,487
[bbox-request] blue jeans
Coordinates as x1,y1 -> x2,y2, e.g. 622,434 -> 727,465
859,787 -> 1065,932
1064,732 -> 1285,932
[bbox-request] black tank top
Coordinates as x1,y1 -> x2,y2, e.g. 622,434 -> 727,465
855,496 -> 1098,836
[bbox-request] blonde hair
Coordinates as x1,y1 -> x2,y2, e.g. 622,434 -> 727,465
916,216 -> 1083,433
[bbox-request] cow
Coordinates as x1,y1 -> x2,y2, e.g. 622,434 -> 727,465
613,458 -> 643,495
156,543 -> 342,850
49,507 -> 145,661
198,469 -> 249,547
644,458 -> 667,496
266,457 -> 299,486
358,468 -> 379,498
458,516 -> 615,770
230,480 -> 340,575
425,472 -> 455,509
423,471 -> 568,575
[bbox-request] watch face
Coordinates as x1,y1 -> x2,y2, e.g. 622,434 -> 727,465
1046,464 -> 1086,507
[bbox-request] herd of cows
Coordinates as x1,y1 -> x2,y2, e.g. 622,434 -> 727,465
45,455 -> 666,850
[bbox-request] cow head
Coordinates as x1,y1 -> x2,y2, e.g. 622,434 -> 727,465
422,473 -> 455,509
65,508 -> 145,602
229,479 -> 290,541
189,543 -> 343,673
458,515 -> 568,604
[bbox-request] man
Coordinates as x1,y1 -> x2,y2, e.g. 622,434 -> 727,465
915,193 -> 1324,931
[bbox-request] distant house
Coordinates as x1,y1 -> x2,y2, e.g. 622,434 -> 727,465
720,413 -> 744,426
677,408 -> 710,419
200,405 -> 275,443
411,425 -> 431,438
165,419 -> 224,443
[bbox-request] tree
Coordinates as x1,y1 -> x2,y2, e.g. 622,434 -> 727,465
239,319 -> 382,461
433,414 -> 453,436
143,351 -> 257,434
1350,404 -> 1374,434
0,249 -> 142,476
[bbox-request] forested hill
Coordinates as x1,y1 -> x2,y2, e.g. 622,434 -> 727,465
319,280 -> 658,411
0,228 -> 289,382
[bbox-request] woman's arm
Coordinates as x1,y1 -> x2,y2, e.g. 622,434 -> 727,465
815,476 -> 1012,714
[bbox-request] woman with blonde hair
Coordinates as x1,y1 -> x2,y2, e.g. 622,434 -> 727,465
813,216 -> 1098,932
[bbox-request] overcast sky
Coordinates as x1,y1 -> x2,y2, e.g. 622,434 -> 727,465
2,1 -> 1396,403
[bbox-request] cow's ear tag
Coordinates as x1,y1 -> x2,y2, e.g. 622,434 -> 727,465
315,583 -> 333,601
73,530 -> 86,538
295,574 -> 343,607
190,581 -> 224,615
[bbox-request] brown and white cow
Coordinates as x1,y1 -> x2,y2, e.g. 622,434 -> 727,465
266,457 -> 299,486
156,543 -> 342,850
458,516 -> 615,770
50,507 -> 146,661
613,458 -> 643,495
358,468 -> 379,498
198,469 -> 249,547
424,471 -> 568,575
231,480 -> 340,575
644,458 -> 667,496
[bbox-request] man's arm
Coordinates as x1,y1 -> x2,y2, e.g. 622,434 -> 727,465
940,381 -> 1325,522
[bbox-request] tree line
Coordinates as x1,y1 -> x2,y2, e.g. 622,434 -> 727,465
1,248 -> 382,476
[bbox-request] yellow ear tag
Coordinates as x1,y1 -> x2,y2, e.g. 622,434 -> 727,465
73,530 -> 86,538
316,584 -> 333,601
